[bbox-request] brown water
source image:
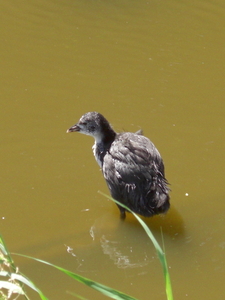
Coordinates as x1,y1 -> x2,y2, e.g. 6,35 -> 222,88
1,0 -> 225,299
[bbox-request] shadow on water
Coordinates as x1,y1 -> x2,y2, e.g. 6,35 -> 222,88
141,205 -> 185,237
109,202 -> 185,238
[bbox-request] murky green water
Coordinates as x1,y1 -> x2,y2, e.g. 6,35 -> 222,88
1,0 -> 225,299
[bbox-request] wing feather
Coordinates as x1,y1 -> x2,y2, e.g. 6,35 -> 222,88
102,132 -> 165,214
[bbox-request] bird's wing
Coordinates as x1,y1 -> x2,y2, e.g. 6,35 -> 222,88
103,133 -> 163,185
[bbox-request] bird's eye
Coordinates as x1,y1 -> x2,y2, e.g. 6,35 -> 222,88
90,125 -> 95,130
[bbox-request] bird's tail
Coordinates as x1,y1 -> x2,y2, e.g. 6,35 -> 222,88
153,176 -> 170,214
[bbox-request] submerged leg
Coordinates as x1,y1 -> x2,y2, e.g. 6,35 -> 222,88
117,204 -> 126,220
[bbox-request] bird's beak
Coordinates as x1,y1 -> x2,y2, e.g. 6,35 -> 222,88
67,124 -> 80,133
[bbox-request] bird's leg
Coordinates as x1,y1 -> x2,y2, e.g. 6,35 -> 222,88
120,211 -> 126,220
117,205 -> 126,220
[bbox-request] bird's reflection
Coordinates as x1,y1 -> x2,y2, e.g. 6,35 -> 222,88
100,235 -> 149,269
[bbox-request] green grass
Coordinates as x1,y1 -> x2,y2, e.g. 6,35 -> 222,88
0,235 -> 48,300
99,192 -> 173,300
0,193 -> 173,300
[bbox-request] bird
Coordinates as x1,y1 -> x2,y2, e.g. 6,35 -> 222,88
67,112 -> 170,219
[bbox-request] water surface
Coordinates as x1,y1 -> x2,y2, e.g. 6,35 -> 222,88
1,0 -> 225,299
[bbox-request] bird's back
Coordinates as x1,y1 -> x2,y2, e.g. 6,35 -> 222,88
102,132 -> 170,217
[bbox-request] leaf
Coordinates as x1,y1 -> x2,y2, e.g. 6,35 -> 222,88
0,280 -> 24,294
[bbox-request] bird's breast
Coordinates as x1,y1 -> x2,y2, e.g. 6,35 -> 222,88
92,142 -> 104,168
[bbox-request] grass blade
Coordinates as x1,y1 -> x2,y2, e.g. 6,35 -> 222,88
98,191 -> 174,300
13,253 -> 138,300
0,235 -> 16,269
67,291 -> 90,300
0,235 -> 49,300
10,272 -> 48,298
0,281 -> 24,294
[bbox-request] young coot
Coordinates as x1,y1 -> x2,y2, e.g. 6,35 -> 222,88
67,112 -> 170,219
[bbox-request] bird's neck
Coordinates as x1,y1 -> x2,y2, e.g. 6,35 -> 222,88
102,127 -> 116,145
93,142 -> 105,168
93,128 -> 116,168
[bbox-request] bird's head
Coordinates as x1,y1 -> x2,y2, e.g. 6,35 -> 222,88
67,112 -> 106,143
